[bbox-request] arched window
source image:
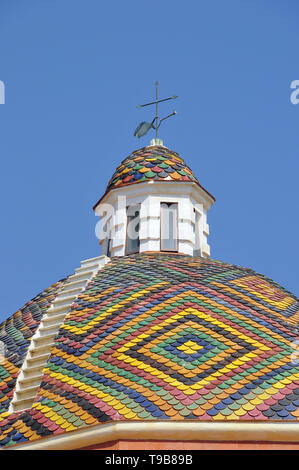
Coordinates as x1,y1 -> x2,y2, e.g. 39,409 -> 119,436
160,202 -> 178,252
125,204 -> 140,255
107,233 -> 112,257
102,220 -> 112,257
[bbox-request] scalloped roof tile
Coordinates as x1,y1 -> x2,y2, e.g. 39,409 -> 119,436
0,278 -> 66,416
96,145 -> 215,204
0,253 -> 298,448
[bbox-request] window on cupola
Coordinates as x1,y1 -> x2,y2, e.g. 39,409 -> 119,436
125,204 -> 140,255
160,202 -> 178,252
107,232 -> 112,257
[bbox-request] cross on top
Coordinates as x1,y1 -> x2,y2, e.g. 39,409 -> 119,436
134,82 -> 178,139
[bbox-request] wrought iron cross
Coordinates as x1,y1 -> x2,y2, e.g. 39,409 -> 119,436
134,82 -> 178,139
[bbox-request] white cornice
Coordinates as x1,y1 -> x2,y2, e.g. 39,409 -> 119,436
95,181 -> 215,214
9,420 -> 299,450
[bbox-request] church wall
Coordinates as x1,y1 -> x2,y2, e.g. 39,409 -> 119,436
79,439 -> 299,450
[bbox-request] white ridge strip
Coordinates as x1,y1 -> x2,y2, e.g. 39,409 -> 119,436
9,255 -> 110,413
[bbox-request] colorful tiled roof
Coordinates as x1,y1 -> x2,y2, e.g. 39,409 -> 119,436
0,279 -> 66,415
104,145 -> 208,196
0,253 -> 298,448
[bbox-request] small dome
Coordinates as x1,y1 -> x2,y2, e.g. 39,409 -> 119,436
106,145 -> 200,193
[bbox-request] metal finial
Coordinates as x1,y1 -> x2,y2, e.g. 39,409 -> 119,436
134,82 -> 178,140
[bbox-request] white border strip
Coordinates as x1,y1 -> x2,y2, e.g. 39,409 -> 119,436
10,420 -> 299,450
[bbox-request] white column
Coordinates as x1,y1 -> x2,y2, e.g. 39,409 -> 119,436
178,197 -> 194,256
140,195 -> 160,253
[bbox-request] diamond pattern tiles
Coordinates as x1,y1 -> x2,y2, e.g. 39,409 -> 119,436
0,253 -> 298,448
0,279 -> 66,415
105,146 -> 202,193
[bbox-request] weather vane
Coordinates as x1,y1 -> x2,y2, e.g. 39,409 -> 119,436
134,82 -> 178,139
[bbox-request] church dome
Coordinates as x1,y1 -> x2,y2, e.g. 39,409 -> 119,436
0,138 -> 298,450
104,145 -> 212,197
0,253 -> 298,448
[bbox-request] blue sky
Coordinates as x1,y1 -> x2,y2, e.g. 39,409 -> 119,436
0,0 -> 298,322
